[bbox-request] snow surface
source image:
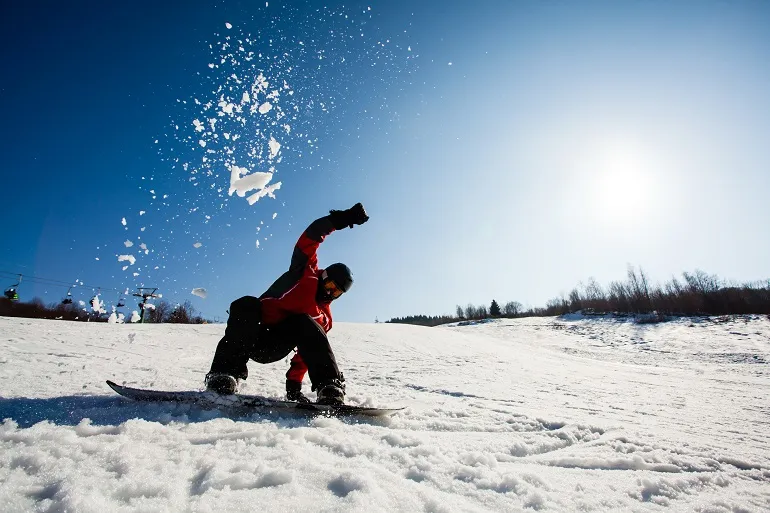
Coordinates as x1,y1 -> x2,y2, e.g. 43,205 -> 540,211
1,315 -> 768,512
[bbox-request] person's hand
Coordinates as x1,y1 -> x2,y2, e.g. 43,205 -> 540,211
346,203 -> 369,226
329,203 -> 369,229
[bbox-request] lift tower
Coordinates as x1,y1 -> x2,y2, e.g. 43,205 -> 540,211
132,287 -> 160,323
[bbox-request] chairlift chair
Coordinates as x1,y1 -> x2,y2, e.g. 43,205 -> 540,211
4,287 -> 19,301
62,287 -> 73,305
4,274 -> 21,301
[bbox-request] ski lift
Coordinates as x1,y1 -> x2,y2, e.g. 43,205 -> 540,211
4,274 -> 21,301
116,291 -> 126,308
133,287 -> 159,323
4,287 -> 19,301
62,287 -> 73,305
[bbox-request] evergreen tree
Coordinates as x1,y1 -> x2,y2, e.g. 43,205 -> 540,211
490,299 -> 501,317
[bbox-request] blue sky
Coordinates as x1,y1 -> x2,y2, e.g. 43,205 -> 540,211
1,0 -> 769,323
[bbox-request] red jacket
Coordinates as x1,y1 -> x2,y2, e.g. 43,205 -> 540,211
258,216 -> 336,382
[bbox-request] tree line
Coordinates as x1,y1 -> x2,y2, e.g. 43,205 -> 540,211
141,300 -> 208,324
387,267 -> 770,327
0,297 -> 209,324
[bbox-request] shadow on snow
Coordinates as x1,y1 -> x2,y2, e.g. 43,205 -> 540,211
0,394 -> 338,429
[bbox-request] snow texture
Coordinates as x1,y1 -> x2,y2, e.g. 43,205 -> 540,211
108,310 -> 125,324
1,314 -> 768,512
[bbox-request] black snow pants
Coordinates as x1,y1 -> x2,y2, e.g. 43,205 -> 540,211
208,296 -> 341,387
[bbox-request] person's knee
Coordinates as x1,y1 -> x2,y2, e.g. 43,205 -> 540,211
226,296 -> 261,340
229,296 -> 261,320
291,314 -> 324,336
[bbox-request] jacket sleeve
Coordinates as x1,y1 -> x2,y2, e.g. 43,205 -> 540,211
289,216 -> 336,272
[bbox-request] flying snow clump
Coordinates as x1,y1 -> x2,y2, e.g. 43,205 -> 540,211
228,165 -> 282,205
123,4 -> 417,284
90,295 -> 106,315
118,255 -> 136,266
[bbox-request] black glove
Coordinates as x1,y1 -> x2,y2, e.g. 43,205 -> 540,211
329,203 -> 369,230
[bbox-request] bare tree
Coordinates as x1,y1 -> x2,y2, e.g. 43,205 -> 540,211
607,281 -> 629,312
167,301 -> 196,324
503,301 -> 522,316
568,288 -> 582,312
147,300 -> 172,323
582,277 -> 607,312
626,265 -> 652,312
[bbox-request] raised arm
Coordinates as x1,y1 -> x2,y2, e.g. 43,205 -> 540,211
289,203 -> 369,272
289,216 -> 335,272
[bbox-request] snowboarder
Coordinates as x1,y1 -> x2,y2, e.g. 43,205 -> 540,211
204,203 -> 370,405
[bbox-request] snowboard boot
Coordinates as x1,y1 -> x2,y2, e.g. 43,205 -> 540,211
285,380 -> 311,404
205,373 -> 238,395
315,378 -> 345,406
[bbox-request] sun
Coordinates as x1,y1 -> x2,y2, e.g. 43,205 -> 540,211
592,142 -> 651,220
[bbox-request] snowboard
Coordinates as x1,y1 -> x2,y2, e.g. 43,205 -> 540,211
106,380 -> 404,417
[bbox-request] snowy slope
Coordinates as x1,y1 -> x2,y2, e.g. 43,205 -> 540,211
1,315 -> 768,512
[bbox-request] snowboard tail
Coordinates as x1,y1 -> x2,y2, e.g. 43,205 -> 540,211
106,380 -> 403,417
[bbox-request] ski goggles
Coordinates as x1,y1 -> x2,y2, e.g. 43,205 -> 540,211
321,271 -> 344,300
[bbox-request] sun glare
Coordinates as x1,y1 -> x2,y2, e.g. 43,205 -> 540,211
593,142 -> 651,221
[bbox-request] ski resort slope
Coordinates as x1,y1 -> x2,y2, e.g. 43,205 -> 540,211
0,315 -> 768,512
